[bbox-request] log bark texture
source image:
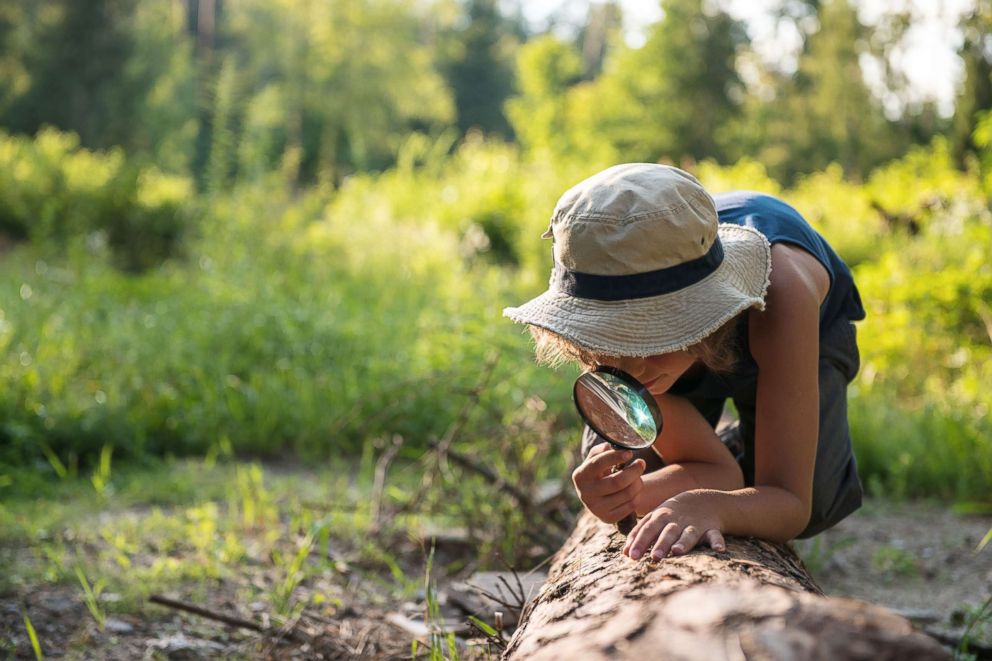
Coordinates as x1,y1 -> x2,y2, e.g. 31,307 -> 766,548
505,512 -> 949,660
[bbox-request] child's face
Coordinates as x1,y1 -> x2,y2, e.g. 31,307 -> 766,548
594,351 -> 696,396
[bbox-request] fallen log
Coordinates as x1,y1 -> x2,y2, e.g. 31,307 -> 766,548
504,512 -> 949,660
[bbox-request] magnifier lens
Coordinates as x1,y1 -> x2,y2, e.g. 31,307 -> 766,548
573,369 -> 661,449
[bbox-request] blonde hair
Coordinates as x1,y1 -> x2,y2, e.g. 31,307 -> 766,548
529,314 -> 742,373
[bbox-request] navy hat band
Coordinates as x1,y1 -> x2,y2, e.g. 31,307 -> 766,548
551,238 -> 724,301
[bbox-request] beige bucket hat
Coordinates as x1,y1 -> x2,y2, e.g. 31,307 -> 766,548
503,163 -> 772,357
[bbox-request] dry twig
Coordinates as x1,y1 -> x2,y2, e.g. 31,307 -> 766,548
370,434 -> 405,531
148,594 -> 305,643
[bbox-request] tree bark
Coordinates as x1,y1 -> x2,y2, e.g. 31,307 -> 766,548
504,512 -> 949,660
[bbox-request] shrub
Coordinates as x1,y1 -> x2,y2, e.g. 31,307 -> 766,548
0,128 -> 192,271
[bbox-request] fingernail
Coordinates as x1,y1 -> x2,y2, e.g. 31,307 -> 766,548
672,545 -> 684,554
715,545 -> 725,552
630,548 -> 641,560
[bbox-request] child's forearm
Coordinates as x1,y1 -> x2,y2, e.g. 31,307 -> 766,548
634,460 -> 744,516
677,486 -> 810,543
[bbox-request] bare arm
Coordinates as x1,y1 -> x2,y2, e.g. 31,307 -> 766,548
633,393 -> 744,516
624,244 -> 830,558
724,242 -> 827,541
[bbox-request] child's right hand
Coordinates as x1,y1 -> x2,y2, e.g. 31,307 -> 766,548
571,444 -> 646,524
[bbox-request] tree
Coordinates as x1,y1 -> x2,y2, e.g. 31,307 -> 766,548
952,0 -> 992,164
736,0 -> 900,182
575,1 -> 623,80
505,36 -> 584,157
438,0 -> 522,139
590,0 -> 748,165
0,0 -> 147,149
216,0 -> 455,185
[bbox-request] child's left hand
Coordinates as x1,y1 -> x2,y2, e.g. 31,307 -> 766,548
622,491 -> 726,561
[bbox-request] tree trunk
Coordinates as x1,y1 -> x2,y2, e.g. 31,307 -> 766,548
504,512 -> 949,660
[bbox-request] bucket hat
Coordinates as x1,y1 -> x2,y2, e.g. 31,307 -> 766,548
503,163 -> 771,357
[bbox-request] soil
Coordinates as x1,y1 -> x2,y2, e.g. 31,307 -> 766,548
2,497 -> 990,659
794,499 -> 992,643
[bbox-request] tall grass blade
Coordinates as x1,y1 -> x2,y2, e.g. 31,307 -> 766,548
40,445 -> 67,479
978,527 -> 992,553
21,610 -> 44,661
74,566 -> 106,630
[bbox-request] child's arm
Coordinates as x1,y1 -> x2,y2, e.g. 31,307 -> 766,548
572,394 -> 743,524
624,243 -> 827,559
631,393 -> 744,516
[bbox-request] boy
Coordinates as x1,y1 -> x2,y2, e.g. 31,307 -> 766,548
504,164 -> 864,560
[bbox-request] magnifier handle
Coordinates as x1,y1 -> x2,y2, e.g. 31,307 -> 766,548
610,459 -> 638,535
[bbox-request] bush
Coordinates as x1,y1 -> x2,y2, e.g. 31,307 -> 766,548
0,128 -> 192,271
0,170 -> 575,467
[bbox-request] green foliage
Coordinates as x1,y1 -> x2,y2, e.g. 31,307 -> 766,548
870,545 -> 919,578
598,0 -> 747,164
1,126 -> 991,504
223,0 -> 455,184
848,178 -> 992,500
0,0 -> 146,150
734,0 -> 904,182
952,0 -> 992,163
974,111 -> 992,192
0,128 -> 192,270
0,136 -> 578,466
959,597 -> 992,660
423,546 -> 460,660
978,527 -> 992,553
505,36 -> 584,158
0,0 -> 983,189
203,56 -> 240,195
515,0 -> 748,166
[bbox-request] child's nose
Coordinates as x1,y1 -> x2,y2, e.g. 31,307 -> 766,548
618,358 -> 646,379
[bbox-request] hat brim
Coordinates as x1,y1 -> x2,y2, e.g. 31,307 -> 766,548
503,224 -> 771,357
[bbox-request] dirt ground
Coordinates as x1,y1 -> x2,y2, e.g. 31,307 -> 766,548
2,497 -> 990,659
793,499 -> 992,645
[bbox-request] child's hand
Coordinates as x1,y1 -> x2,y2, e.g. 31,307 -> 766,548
622,491 -> 725,560
571,444 -> 645,524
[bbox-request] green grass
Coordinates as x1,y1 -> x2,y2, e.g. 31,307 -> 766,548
1,430 -> 566,658
1,457 -> 409,611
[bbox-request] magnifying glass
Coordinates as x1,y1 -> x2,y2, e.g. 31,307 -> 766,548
573,366 -> 663,535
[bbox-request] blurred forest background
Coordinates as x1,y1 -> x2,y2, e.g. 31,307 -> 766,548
3,1 -> 992,656
2,0 -> 992,516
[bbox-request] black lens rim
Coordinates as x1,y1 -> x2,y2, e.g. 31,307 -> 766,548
572,365 -> 663,449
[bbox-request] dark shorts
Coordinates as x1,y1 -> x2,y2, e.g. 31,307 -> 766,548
581,316 -> 864,539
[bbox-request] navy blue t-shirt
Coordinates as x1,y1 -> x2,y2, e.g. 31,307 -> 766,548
715,191 -> 865,327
